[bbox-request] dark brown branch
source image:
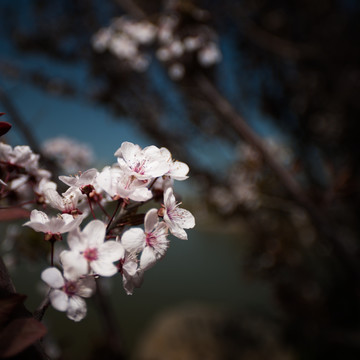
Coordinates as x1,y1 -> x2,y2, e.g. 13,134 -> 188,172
195,73 -> 360,281
115,0 -> 147,19
241,19 -> 319,61
0,256 -> 16,295
94,277 -> 126,359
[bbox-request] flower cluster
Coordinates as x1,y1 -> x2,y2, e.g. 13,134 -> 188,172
41,137 -> 94,173
210,140 -> 294,213
92,5 -> 222,80
0,143 -> 54,204
19,141 -> 195,321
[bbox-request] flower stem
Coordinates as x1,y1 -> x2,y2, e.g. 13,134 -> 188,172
97,200 -> 110,220
106,199 -> 122,234
87,195 -> 96,219
33,294 -> 50,322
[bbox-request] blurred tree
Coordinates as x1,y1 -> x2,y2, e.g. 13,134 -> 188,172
1,0 -> 360,359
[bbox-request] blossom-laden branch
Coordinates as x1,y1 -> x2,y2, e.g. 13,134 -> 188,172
12,140 -> 195,324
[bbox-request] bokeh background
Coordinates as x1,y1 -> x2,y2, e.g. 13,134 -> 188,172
1,0 -> 360,359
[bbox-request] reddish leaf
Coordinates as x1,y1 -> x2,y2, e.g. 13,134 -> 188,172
0,113 -> 5,117
0,318 -> 47,357
0,208 -> 31,221
0,121 -> 11,136
0,294 -> 27,327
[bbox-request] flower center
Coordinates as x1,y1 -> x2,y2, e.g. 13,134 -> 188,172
145,232 -> 157,247
63,281 -> 77,296
83,247 -> 98,261
133,161 -> 146,175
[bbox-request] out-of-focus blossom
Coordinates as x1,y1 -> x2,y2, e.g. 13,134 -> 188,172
91,8 -> 222,76
168,63 -> 185,80
197,42 -> 222,67
0,143 -> 40,173
42,137 -> 94,173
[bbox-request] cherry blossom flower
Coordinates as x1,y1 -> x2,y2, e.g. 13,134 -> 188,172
0,144 -> 40,173
117,250 -> 144,295
41,267 -> 95,322
165,158 -> 189,181
59,168 -> 98,195
60,220 -> 124,277
97,165 -> 152,201
44,187 -> 85,216
23,210 -> 83,238
122,208 -> 169,271
114,142 -> 171,181
162,187 -> 195,240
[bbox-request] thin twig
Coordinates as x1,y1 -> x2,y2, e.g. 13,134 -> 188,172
94,277 -> 125,359
33,294 -> 51,322
106,198 -> 122,233
195,73 -> 360,282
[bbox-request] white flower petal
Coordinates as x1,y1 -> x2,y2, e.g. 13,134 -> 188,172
41,267 -> 65,288
164,186 -> 175,209
121,228 -> 146,253
44,188 -> 64,211
169,224 -> 188,240
49,289 -> 68,312
99,241 -> 124,262
114,141 -> 140,160
67,227 -> 86,252
128,187 -> 153,202
67,296 -> 87,322
91,260 -> 118,277
173,208 -> 195,229
61,214 -> 84,233
168,160 -> 189,180
122,270 -> 143,295
97,166 -> 117,198
76,276 -> 96,298
83,220 -> 106,247
78,168 -> 98,185
59,175 -> 77,187
123,259 -> 138,277
140,247 -> 157,271
144,208 -> 159,233
30,209 -> 49,223
60,250 -> 88,278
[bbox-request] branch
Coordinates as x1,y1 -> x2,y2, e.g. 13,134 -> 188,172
195,73 -> 360,281
94,277 -> 125,359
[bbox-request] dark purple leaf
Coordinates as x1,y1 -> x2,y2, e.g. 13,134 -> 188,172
0,318 -> 47,357
0,121 -> 11,136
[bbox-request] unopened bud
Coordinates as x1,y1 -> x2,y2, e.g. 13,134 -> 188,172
158,207 -> 165,217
